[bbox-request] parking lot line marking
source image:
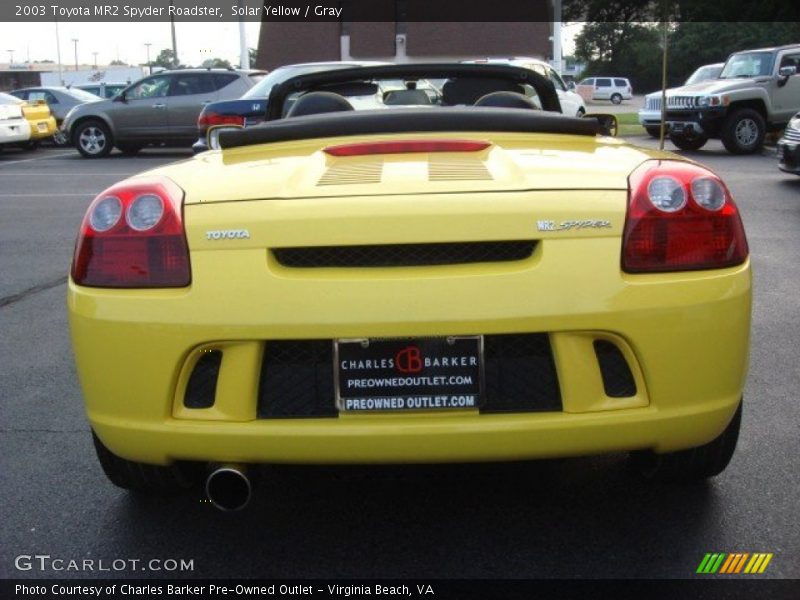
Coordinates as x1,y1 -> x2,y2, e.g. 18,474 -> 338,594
0,151 -> 77,167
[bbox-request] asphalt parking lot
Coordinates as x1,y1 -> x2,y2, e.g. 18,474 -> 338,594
1,140 -> 798,580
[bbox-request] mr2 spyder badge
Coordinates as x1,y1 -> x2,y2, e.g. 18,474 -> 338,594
537,219 -> 612,232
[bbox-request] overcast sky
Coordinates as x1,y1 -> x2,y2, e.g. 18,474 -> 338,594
0,22 -> 263,67
0,21 -> 579,68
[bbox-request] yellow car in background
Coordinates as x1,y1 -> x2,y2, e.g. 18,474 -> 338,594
68,65 -> 751,511
0,92 -> 57,148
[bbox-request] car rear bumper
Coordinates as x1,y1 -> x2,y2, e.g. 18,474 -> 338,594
69,248 -> 751,466
777,137 -> 800,174
0,120 -> 31,144
90,396 -> 742,465
28,116 -> 58,140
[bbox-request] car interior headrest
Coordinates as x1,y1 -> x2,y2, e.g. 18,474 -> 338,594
474,91 -> 539,110
286,91 -> 354,118
383,89 -> 432,106
442,78 -> 525,106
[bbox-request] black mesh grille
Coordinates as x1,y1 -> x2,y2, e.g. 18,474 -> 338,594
481,334 -> 561,413
594,340 -> 637,398
272,241 -> 536,268
257,340 -> 337,418
257,334 -> 561,418
184,350 -> 222,409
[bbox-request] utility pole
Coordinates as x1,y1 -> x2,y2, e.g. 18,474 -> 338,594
55,21 -> 64,84
169,0 -> 178,67
72,38 -> 79,71
238,0 -> 248,69
6,50 -> 13,65
144,42 -> 152,74
552,0 -> 562,74
92,52 -> 98,68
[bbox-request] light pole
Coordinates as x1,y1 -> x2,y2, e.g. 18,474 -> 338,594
6,49 -> 14,64
71,38 -> 79,71
144,43 -> 152,74
92,51 -> 98,68
55,21 -> 64,84
169,0 -> 178,67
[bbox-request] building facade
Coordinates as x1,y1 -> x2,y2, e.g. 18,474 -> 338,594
256,20 -> 553,70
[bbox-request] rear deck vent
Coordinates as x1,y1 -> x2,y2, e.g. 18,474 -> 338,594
428,155 -> 492,181
184,350 -> 222,409
594,340 -> 637,398
317,158 -> 383,185
272,240 -> 536,268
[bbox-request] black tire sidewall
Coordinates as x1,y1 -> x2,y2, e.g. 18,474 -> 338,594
74,120 -> 113,158
611,94 -> 622,105
669,133 -> 708,151
722,108 -> 765,154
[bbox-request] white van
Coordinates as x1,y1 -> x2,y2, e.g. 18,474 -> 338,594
577,77 -> 633,104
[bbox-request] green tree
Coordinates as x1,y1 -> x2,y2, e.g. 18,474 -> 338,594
109,59 -> 127,66
668,22 -> 800,86
152,48 -> 176,69
575,22 -> 663,91
201,57 -> 233,69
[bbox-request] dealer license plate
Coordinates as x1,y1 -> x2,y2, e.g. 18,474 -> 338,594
335,336 -> 483,412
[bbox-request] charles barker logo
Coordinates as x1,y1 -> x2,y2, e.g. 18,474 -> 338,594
395,346 -> 423,373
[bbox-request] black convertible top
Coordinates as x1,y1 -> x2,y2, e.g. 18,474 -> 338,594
219,107 -> 600,150
265,63 -> 563,120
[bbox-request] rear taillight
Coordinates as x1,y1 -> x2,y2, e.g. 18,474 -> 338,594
622,160 -> 748,273
198,111 -> 245,129
323,139 -> 491,157
71,176 -> 191,288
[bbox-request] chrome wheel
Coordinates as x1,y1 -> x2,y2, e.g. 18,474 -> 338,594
734,118 -> 759,147
79,126 -> 107,155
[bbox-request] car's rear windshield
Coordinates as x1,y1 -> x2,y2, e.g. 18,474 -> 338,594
243,65 -> 359,99
720,52 -> 775,79
67,88 -> 102,101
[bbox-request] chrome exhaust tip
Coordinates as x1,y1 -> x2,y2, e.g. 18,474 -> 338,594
205,464 -> 251,511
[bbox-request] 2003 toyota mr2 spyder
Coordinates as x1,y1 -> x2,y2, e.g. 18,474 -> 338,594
68,65 -> 751,511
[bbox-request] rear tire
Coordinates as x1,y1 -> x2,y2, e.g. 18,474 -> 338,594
645,126 -> 661,138
74,119 -> 113,158
610,93 -> 623,105
92,431 -> 198,494
669,133 -> 708,151
630,401 -> 742,482
721,108 -> 765,154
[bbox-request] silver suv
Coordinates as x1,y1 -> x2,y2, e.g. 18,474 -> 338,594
644,45 -> 800,154
62,68 -> 265,157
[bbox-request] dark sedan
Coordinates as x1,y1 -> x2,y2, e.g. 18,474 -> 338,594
778,112 -> 800,175
193,61 -> 386,153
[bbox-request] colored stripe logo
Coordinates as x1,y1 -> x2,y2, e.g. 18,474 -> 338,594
697,553 -> 773,574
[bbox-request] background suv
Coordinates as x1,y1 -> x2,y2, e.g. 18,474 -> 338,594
62,68 -> 265,157
577,77 -> 633,104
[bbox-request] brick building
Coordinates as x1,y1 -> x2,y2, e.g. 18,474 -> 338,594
256,11 -> 553,70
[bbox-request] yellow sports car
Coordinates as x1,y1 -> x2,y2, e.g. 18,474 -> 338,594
0,93 -> 58,147
68,65 -> 750,510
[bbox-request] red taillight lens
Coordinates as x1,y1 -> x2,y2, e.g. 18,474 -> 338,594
71,176 -> 191,288
198,111 -> 245,128
323,139 -> 491,157
622,160 -> 748,273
